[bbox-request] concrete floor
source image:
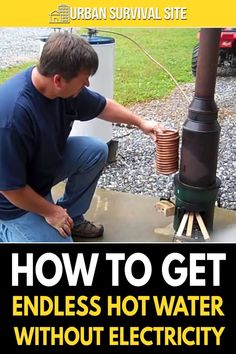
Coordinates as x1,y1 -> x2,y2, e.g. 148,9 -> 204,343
52,182 -> 236,243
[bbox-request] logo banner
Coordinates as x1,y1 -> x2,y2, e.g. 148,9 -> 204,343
0,0 -> 235,27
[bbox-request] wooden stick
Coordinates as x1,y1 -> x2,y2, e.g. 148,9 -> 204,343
195,213 -> 210,240
176,212 -> 189,237
186,212 -> 194,237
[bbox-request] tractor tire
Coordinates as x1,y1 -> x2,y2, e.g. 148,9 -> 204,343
191,43 -> 199,76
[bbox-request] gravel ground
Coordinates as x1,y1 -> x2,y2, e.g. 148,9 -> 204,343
0,28 -> 52,68
0,28 -> 236,210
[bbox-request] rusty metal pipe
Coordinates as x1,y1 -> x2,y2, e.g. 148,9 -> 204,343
174,29 -> 222,235
179,28 -> 221,187
195,28 -> 221,99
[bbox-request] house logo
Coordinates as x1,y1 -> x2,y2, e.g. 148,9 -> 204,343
49,4 -> 70,24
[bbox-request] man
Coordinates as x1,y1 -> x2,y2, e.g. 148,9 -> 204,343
0,32 -> 164,242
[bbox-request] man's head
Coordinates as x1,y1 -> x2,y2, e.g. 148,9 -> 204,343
36,32 -> 98,98
37,32 -> 98,80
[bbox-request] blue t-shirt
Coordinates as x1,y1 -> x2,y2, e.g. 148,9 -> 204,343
0,67 -> 106,220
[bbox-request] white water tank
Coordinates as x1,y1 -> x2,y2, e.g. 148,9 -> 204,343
39,33 -> 115,143
70,35 -> 115,142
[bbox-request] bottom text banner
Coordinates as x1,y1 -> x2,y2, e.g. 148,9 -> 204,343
0,242 -> 235,353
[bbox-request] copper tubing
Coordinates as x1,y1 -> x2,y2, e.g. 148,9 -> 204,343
155,129 -> 179,175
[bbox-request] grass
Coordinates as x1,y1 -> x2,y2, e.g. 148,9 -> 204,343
0,61 -> 37,84
108,28 -> 198,105
0,28 -> 199,105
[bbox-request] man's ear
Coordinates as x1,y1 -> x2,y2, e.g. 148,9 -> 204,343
53,74 -> 64,89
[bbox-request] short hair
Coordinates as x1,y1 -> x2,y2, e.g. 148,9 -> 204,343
37,32 -> 98,81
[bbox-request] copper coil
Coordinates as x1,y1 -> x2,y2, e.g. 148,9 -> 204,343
155,129 -> 179,175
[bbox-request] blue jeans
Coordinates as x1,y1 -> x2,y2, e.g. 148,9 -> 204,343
0,136 -> 108,242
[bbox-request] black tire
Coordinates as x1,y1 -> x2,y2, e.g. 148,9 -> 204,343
191,43 -> 199,76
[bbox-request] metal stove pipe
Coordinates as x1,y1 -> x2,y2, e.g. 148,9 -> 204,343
174,29 -> 222,235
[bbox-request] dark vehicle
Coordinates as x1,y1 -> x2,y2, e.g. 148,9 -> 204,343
192,28 -> 236,76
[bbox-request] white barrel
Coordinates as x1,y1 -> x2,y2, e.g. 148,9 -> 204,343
39,34 -> 115,143
70,35 -> 115,142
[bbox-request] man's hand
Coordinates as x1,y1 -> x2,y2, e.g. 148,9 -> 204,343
45,205 -> 74,238
139,120 -> 166,141
1,186 -> 74,239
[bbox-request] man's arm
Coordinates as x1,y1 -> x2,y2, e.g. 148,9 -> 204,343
0,186 -> 73,238
98,98 -> 164,140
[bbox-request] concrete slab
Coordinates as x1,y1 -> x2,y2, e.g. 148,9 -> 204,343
52,182 -> 236,243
